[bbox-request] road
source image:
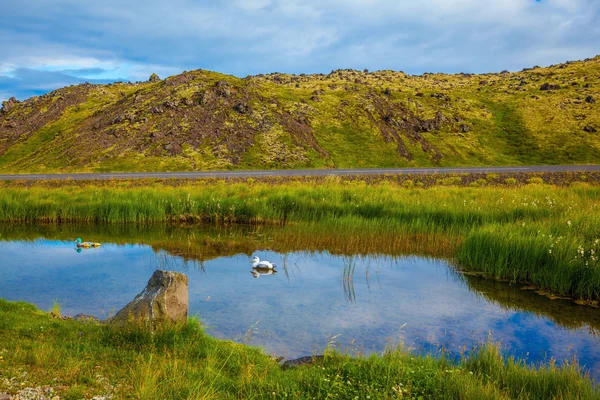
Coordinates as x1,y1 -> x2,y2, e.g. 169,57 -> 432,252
0,165 -> 599,181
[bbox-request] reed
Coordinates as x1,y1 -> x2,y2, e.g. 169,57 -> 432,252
1,181 -> 600,300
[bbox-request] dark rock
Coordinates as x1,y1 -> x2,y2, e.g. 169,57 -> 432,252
455,117 -> 463,123
112,270 -> 188,324
584,84 -> 592,88
584,125 -> 597,133
430,92 -> 450,101
215,85 -> 231,98
312,89 -> 325,96
585,96 -> 596,104
460,124 -> 471,133
479,80 -> 489,86
151,106 -> 164,114
112,115 -> 124,124
420,120 -> 436,132
234,102 -> 250,114
164,99 -> 179,109
540,83 -> 561,91
149,73 -> 161,83
282,355 -> 325,369
415,92 -> 424,97
311,96 -> 322,102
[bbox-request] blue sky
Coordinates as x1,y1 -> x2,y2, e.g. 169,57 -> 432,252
1,0 -> 599,102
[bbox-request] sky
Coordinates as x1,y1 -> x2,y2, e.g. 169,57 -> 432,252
1,0 -> 599,102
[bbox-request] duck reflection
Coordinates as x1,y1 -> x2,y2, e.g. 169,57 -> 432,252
251,267 -> 278,279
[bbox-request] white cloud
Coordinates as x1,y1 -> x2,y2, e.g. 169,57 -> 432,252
0,0 -> 598,99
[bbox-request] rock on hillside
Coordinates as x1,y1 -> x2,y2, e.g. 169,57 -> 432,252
1,56 -> 599,172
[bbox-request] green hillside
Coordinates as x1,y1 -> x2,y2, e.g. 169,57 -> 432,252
1,56 -> 599,172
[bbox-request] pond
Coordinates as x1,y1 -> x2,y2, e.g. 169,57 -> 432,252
0,223 -> 599,379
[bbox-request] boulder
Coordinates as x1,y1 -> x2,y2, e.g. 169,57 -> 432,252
234,102 -> 250,114
112,270 -> 188,324
584,125 -> 597,133
149,73 -> 161,83
540,83 -> 560,91
585,96 -> 596,104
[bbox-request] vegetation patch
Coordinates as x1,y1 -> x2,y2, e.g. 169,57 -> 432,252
0,299 -> 597,399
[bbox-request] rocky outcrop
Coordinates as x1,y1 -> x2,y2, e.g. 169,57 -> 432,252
112,270 -> 188,324
1,97 -> 19,113
149,73 -> 161,83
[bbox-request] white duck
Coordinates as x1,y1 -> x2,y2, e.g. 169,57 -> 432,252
251,256 -> 276,269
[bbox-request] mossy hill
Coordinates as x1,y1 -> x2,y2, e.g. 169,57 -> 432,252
1,56 -> 599,172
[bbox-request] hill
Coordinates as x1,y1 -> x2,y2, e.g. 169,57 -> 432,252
0,57 -> 599,172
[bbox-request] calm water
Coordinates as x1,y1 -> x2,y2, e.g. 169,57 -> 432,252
1,224 -> 599,379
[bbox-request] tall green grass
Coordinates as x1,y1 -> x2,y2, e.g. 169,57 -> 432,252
1,181 -> 600,301
0,299 -> 597,399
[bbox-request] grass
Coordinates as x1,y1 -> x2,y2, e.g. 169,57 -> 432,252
1,177 -> 600,302
0,298 -> 597,399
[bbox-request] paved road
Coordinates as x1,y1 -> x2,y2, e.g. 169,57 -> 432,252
0,165 -> 599,181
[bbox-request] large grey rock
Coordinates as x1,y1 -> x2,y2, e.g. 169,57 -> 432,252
112,270 -> 188,324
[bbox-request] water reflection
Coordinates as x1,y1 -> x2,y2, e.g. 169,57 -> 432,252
1,223 -> 599,379
251,267 -> 277,279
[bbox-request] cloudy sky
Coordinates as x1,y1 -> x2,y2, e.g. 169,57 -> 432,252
1,0 -> 599,101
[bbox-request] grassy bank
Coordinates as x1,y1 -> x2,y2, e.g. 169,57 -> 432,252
0,299 -> 597,399
1,179 -> 600,302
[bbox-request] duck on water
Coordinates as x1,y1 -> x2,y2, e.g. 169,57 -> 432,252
251,256 -> 276,269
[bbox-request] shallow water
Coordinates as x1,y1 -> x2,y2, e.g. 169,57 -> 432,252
1,224 -> 599,379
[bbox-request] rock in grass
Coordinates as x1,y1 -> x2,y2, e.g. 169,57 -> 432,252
112,270 -> 188,324
540,83 -> 561,91
73,313 -> 99,322
282,355 -> 324,369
